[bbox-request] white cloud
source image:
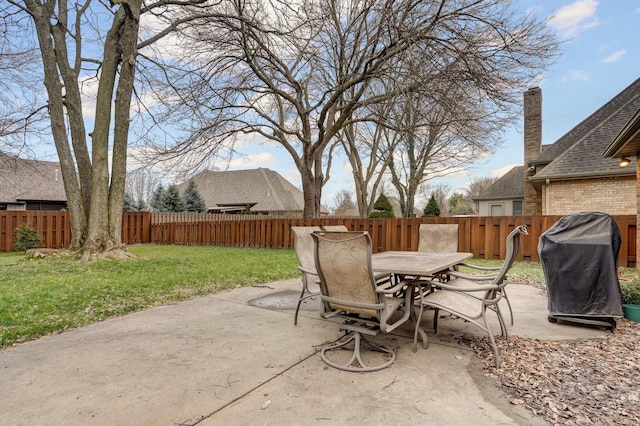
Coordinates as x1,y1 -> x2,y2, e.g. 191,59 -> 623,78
548,0 -> 600,39
602,49 -> 626,63
282,168 -> 302,188
226,152 -> 277,169
561,70 -> 590,82
490,165 -> 518,178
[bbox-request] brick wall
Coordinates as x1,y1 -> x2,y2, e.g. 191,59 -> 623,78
544,177 -> 636,215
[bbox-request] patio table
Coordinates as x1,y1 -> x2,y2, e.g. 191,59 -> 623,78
372,251 -> 473,351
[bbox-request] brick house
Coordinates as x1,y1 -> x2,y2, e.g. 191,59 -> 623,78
0,152 -> 67,211
475,77 -> 640,216
603,105 -> 640,268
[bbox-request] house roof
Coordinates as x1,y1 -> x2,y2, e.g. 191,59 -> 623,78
530,77 -> 640,181
0,152 -> 66,204
603,106 -> 640,159
181,168 -> 328,213
474,166 -> 524,201
388,196 -> 422,217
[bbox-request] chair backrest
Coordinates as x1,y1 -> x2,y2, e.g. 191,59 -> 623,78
311,231 -> 380,317
491,225 -> 528,288
291,226 -> 322,273
322,225 -> 349,232
418,224 -> 459,252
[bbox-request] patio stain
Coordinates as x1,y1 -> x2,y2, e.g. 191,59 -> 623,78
248,290 -> 320,311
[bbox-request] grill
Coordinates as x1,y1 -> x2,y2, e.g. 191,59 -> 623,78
538,211 -> 624,329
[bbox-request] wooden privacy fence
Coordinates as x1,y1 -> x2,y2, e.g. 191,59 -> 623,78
0,211 -> 151,253
150,214 -> 637,267
1,211 -> 636,267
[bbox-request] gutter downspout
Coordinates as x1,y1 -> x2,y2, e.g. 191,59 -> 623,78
545,179 -> 550,215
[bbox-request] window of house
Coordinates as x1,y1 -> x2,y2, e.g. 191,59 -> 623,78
490,204 -> 503,216
512,200 -> 523,216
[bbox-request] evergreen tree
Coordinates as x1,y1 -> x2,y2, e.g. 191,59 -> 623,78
423,194 -> 441,217
164,184 -> 185,212
150,184 -> 167,211
369,193 -> 395,218
123,192 -> 135,211
134,197 -> 147,212
183,180 -> 207,213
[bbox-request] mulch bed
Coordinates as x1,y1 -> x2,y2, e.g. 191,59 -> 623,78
458,288 -> 640,425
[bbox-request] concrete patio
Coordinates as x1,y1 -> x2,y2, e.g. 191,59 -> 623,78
0,279 -> 608,425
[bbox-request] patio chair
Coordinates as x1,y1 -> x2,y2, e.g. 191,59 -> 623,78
312,231 -> 411,372
417,225 -> 528,368
416,223 -> 460,282
322,225 -> 349,231
419,223 -> 516,324
291,226 -> 322,326
418,223 -> 459,253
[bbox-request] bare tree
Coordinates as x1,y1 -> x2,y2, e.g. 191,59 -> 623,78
331,189 -> 356,216
3,0 -> 214,256
465,176 -> 499,213
125,168 -> 163,209
336,101 -> 392,217
146,0 -> 557,218
419,182 -> 451,216
0,17 -> 47,153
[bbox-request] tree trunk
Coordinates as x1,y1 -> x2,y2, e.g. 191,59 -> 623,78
23,0 -> 141,255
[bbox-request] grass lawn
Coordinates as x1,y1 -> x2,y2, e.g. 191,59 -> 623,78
0,245 -> 300,349
2,245 -> 638,350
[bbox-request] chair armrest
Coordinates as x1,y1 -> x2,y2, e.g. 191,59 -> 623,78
448,270 -> 497,281
297,265 -> 318,276
375,280 -> 408,295
459,262 -> 500,271
425,279 -> 498,292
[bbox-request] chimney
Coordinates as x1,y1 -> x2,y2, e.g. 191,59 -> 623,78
523,87 -> 542,215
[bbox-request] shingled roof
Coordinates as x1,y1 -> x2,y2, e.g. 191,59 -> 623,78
471,78 -> 640,205
0,152 -> 66,205
181,168 -> 328,214
530,77 -> 640,181
474,166 -> 524,201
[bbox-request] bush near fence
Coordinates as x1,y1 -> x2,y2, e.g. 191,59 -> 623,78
1,211 -> 636,267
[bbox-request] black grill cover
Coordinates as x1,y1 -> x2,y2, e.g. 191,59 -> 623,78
538,211 -> 623,318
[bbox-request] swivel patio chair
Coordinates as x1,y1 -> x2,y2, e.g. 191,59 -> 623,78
291,226 -> 322,326
417,225 -> 527,368
312,231 -> 411,372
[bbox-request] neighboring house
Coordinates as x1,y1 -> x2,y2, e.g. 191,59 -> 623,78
475,77 -> 640,216
474,166 -> 524,216
0,152 -> 67,211
388,196 -> 422,218
179,168 -> 328,216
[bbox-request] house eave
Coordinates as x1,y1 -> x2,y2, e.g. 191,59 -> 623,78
473,195 -> 523,202
603,107 -> 640,158
529,170 -> 636,182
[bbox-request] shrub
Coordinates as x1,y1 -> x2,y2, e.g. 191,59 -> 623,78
369,211 -> 394,218
621,279 -> 640,305
369,193 -> 395,218
14,223 -> 43,251
423,194 -> 441,217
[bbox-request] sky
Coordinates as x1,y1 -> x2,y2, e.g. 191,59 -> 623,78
212,0 -> 640,210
